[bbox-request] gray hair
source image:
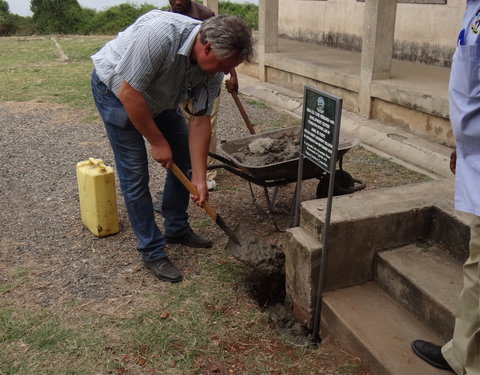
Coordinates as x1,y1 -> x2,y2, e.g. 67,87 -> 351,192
199,14 -> 254,63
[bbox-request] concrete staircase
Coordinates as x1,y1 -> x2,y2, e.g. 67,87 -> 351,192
285,179 -> 469,375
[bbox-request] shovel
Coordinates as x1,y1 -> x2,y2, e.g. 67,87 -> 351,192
231,91 -> 256,135
170,164 -> 279,269
170,163 -> 241,245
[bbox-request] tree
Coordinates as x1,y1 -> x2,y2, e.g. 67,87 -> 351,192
0,0 -> 16,36
88,4 -> 156,35
0,0 -> 9,14
30,0 -> 85,34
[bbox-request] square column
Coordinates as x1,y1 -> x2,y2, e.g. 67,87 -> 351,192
203,0 -> 218,15
359,0 -> 397,117
258,0 -> 279,81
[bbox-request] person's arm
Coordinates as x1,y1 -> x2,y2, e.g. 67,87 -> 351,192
117,81 -> 173,168
450,149 -> 457,175
188,115 -> 212,206
225,68 -> 238,93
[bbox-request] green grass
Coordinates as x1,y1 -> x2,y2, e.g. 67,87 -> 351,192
0,38 -> 57,66
0,254 -> 367,375
0,262 -> 283,374
0,36 -> 109,120
245,98 -> 269,109
0,308 -> 100,375
265,112 -> 300,132
202,258 -> 249,283
58,36 -> 113,62
335,363 -> 362,374
190,218 -> 211,229
0,283 -> 13,294
1,63 -> 94,106
343,146 -> 431,189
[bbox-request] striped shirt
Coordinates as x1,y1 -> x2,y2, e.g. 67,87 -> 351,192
91,10 -> 223,116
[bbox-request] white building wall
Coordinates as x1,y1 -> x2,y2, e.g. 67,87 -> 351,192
279,0 -> 364,42
395,1 -> 464,46
279,0 -> 465,55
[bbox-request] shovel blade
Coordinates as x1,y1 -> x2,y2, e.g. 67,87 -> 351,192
215,213 -> 241,245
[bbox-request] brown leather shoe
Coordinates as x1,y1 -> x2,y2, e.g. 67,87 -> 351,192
144,257 -> 182,283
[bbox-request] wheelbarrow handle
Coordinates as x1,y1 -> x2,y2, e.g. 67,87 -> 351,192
231,91 -> 256,135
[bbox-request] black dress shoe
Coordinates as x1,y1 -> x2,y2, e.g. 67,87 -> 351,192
411,340 -> 454,372
165,229 -> 212,248
144,257 -> 183,283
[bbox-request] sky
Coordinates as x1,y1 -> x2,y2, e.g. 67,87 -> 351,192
6,0 -> 258,17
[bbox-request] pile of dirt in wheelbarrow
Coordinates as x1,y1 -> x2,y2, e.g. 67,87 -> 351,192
231,134 -> 301,166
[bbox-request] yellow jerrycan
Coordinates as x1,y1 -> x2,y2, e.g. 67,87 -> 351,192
76,158 -> 120,237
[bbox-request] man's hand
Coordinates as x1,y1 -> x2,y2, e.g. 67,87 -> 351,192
190,177 -> 208,207
450,149 -> 457,175
151,141 -> 173,168
225,68 -> 238,94
188,115 -> 211,206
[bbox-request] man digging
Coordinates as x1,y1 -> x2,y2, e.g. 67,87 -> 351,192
90,11 -> 254,283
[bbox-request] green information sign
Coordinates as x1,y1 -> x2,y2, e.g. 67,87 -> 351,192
295,86 -> 343,344
301,88 -> 340,171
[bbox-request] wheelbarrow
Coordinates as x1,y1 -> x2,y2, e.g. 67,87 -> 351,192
208,126 -> 365,230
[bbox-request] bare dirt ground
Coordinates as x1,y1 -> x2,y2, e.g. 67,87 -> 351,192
0,91 -> 429,374
0,95 -> 314,310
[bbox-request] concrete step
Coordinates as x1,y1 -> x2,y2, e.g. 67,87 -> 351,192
427,207 -> 470,263
297,181 -> 451,251
374,243 -> 463,342
321,282 -> 446,375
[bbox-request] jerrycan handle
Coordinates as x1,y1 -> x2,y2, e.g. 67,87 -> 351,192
88,157 -> 107,172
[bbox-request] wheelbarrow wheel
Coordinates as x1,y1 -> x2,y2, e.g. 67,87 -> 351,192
316,170 -> 356,199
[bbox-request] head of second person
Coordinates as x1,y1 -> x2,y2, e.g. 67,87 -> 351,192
169,0 -> 192,14
194,14 -> 254,75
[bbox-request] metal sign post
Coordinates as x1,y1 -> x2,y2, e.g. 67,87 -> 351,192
294,86 -> 342,344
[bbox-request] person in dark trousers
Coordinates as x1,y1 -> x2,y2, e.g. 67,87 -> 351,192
91,11 -> 253,283
412,1 -> 480,373
168,0 -> 238,192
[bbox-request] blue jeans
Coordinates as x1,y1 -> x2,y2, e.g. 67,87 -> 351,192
91,70 -> 191,262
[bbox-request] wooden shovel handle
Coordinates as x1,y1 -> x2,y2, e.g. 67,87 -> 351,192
231,91 -> 256,135
170,163 -> 216,220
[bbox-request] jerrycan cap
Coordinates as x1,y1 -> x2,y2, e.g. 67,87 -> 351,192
88,157 -> 107,173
